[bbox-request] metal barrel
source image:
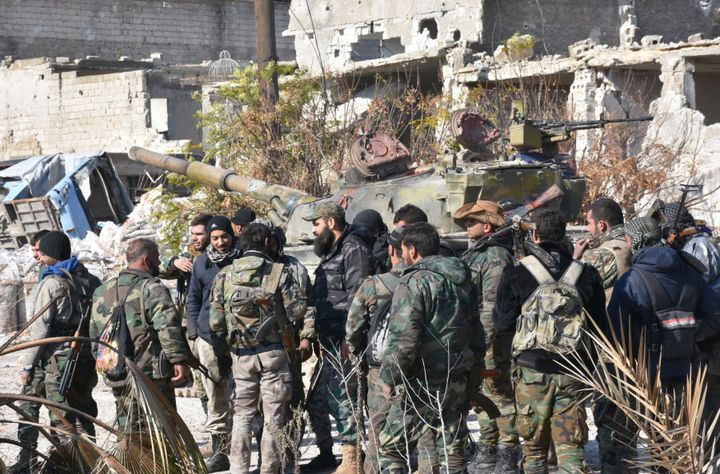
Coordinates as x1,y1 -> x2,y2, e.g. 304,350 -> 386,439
128,147 -> 316,218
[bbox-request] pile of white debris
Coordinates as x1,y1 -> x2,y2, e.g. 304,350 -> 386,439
0,189 -> 165,334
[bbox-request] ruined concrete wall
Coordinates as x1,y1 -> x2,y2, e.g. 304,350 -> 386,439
0,60 -> 199,160
0,0 -> 294,64
634,0 -> 719,44
481,0 -> 620,54
286,0 -> 483,74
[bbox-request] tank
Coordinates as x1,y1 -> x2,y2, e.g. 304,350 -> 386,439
128,109 -> 590,261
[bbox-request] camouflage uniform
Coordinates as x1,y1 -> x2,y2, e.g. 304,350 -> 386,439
462,240 -> 517,449
18,263 -> 99,448
378,256 -> 485,474
580,225 -> 632,473
89,268 -> 190,431
209,250 -> 307,473
580,225 -> 631,300
160,245 -> 207,401
514,366 -> 588,473
346,267 -> 403,473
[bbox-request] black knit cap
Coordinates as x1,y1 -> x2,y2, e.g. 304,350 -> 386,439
231,208 -> 257,226
207,216 -> 234,236
38,230 -> 71,261
353,209 -> 387,234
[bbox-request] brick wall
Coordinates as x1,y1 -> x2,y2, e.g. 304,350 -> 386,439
0,0 -> 294,64
0,60 -> 198,160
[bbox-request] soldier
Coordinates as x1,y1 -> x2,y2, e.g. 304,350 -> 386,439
187,216 -> 243,472
393,203 -> 458,257
573,197 -> 632,299
345,226 -> 405,473
377,222 -> 484,474
231,207 -> 257,238
303,202 -> 375,473
208,223 -> 306,473
11,231 -> 100,474
453,201 -> 519,473
160,213 -> 211,409
494,208 -> 606,474
354,208 -> 390,273
600,217 -> 720,473
89,238 -> 190,429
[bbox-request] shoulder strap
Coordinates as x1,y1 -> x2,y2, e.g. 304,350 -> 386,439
634,269 -> 673,311
520,255 -> 555,285
560,261 -> 584,286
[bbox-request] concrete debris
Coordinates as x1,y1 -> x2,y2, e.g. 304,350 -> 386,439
688,33 -> 706,42
641,35 -> 664,47
569,38 -> 597,58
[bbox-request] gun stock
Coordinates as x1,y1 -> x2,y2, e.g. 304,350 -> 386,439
507,184 -> 564,219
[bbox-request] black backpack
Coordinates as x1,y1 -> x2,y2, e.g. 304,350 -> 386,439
96,279 -> 149,382
635,269 -> 699,361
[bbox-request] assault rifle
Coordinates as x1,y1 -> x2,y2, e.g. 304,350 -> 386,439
466,184 -> 562,259
666,183 -> 703,247
59,313 -> 89,398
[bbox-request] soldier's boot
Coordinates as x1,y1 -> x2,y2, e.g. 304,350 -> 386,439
494,445 -> 519,474
8,448 -> 36,474
205,434 -> 231,473
335,444 -> 363,474
467,444 -> 497,473
300,448 -> 337,472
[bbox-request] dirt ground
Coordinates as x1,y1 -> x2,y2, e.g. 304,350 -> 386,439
0,350 -> 601,473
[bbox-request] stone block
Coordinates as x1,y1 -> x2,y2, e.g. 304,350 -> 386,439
640,35 -> 663,47
688,33 -> 705,43
568,38 -> 596,58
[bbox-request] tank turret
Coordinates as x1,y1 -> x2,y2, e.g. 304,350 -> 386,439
128,111 -> 594,258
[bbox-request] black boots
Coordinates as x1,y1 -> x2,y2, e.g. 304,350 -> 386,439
300,448 -> 337,472
8,448 -> 37,474
205,434 -> 231,473
467,444 -> 497,473
494,445 -> 520,474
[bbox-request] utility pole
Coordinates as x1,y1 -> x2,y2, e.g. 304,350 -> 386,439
255,0 -> 281,142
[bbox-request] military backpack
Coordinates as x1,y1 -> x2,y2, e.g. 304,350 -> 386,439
512,255 -> 585,357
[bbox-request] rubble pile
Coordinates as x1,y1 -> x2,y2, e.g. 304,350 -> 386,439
0,189 -> 165,335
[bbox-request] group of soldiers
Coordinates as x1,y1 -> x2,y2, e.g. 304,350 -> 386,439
8,191 -> 720,474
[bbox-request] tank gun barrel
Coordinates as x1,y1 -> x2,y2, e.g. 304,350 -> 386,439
128,147 -> 317,222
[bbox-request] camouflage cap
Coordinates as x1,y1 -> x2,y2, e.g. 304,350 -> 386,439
453,200 -> 506,227
303,202 -> 345,222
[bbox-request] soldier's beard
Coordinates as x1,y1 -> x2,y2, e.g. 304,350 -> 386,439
313,228 -> 335,257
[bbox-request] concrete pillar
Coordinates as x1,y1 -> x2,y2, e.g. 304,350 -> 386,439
618,0 -> 638,47
568,68 -> 598,161
659,55 -> 695,109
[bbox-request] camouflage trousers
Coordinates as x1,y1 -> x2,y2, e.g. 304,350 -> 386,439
18,354 -> 98,448
515,366 -> 587,474
231,348 -> 292,474
196,337 -> 233,436
364,368 -> 440,473
379,374 -> 469,474
306,346 -> 359,449
112,378 -> 176,432
476,328 -> 518,448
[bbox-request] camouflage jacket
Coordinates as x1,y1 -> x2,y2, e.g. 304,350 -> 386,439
279,253 -> 316,341
89,268 -> 190,382
379,256 -> 485,388
462,237 -> 514,335
159,243 -> 203,280
21,261 -> 96,368
581,225 -> 631,298
345,264 -> 405,356
209,250 -> 307,351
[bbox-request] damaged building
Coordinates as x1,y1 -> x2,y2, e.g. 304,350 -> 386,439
285,0 -> 720,225
0,0 -> 295,195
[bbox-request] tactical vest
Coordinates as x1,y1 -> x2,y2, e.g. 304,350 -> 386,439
365,272 -> 400,366
599,237 -> 631,301
512,255 -> 586,357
